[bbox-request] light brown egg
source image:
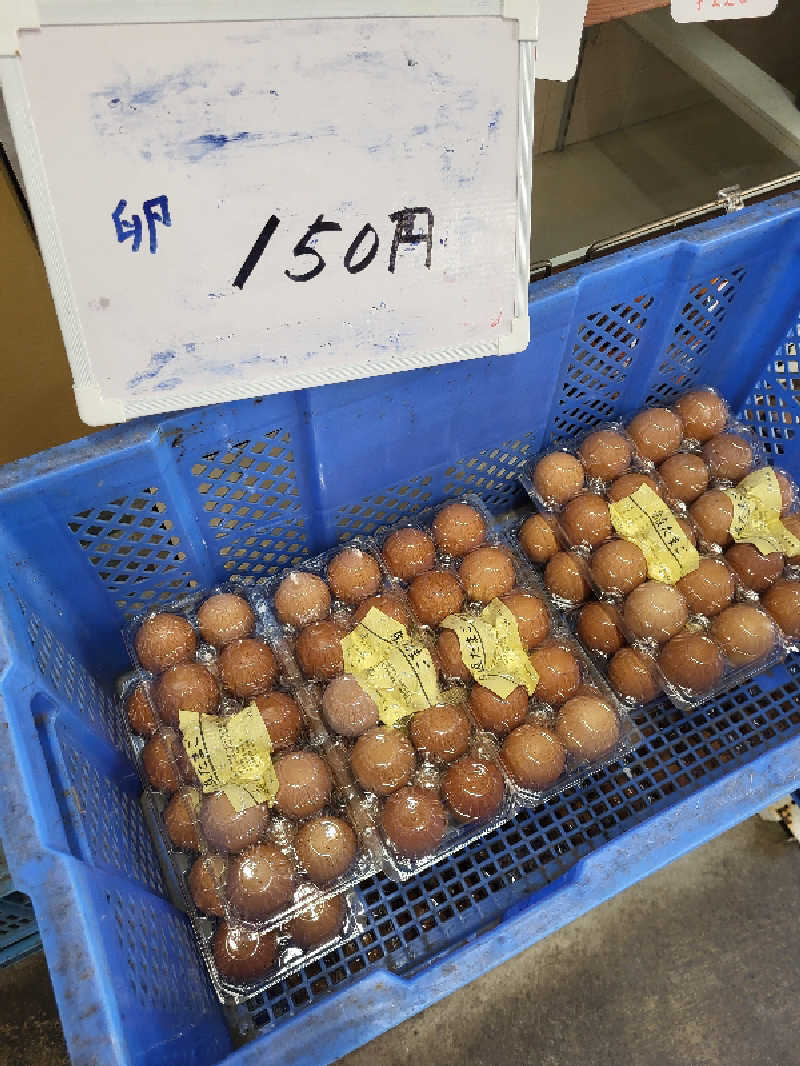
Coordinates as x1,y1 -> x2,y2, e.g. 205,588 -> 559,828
578,430 -> 631,481
432,503 -> 487,557
659,453 -> 710,504
188,854 -> 227,917
783,513 -> 800,563
628,408 -> 683,463
689,490 -> 734,547
459,546 -> 515,603
441,758 -> 504,823
200,792 -> 270,853
253,691 -> 304,751
350,726 -> 416,795
142,727 -> 196,794
293,815 -> 357,884
674,389 -> 728,442
577,601 -> 625,656
529,644 -> 581,707
607,647 -> 661,703
544,552 -> 591,605
327,548 -> 381,604
273,572 -> 331,627
710,605 -> 776,666
675,557 -> 735,616
607,473 -> 661,504
408,570 -> 464,626
561,493 -> 613,550
724,543 -> 784,593
623,581 -> 689,644
382,527 -> 436,581
228,843 -> 296,919
219,638 -> 278,698
274,751 -> 333,819
294,620 -> 348,680
589,539 -> 648,598
287,895 -> 347,949
196,593 -> 255,648
501,726 -> 565,791
380,786 -> 448,858
518,514 -> 561,565
408,704 -> 471,763
657,630 -> 725,694
469,684 -> 528,735
775,471 -> 794,516
702,434 -> 754,482
352,593 -> 412,629
436,629 -> 470,680
213,921 -> 278,983
153,661 -> 219,726
321,675 -> 380,736
675,515 -> 698,547
126,682 -> 158,737
500,590 -> 550,650
135,613 -> 197,674
763,580 -> 800,639
532,452 -> 585,507
555,697 -> 620,760
164,787 -> 202,852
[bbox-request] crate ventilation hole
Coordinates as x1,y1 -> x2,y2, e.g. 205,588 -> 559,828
741,312 -> 800,460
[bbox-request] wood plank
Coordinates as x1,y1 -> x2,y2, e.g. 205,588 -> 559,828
586,0 -> 669,25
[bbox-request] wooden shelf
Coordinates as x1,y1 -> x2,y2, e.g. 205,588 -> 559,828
585,0 -> 670,25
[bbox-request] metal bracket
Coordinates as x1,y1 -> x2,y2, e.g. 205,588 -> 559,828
718,184 -> 744,213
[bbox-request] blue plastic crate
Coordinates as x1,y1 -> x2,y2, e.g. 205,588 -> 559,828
1,190 -> 800,1065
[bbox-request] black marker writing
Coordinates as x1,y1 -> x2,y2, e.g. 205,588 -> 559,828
388,207 -> 434,273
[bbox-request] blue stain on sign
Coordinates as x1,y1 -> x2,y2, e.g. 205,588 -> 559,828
127,350 -> 176,390
183,131 -> 260,162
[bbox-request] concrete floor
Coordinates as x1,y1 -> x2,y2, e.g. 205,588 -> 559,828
2,817 -> 799,1066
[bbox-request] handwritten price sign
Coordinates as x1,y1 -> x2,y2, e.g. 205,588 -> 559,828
672,0 -> 777,22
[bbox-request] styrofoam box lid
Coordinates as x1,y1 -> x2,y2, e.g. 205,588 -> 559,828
0,2 -> 537,425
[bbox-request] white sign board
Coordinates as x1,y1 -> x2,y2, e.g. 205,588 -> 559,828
2,12 -> 534,424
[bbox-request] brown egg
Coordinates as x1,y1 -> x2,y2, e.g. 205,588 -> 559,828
288,895 -> 347,950
274,752 -> 333,819
437,629 -> 470,680
408,704 -> 472,763
783,513 -> 800,563
544,552 -> 591,605
500,590 -> 550,650
153,662 -> 219,726
432,503 -> 487,557
659,453 -> 710,504
529,644 -> 581,707
532,452 -> 585,507
702,434 -> 754,482
674,389 -> 728,442
382,528 -> 436,581
196,593 -> 255,648
623,581 -> 689,644
459,546 -> 515,603
560,493 -> 613,550
607,473 -> 661,504
442,758 -> 504,823
252,691 -> 304,751
294,815 -> 357,884
763,580 -> 800,639
724,543 -> 784,592
775,471 -> 794,516
321,675 -> 380,736
469,684 -> 528,735
589,539 -> 648,598
381,786 -> 448,858
577,602 -> 625,656
689,490 -> 734,547
351,727 -> 416,795
658,630 -> 725,694
676,515 -> 697,547
295,620 -> 348,680
135,613 -> 197,673
188,854 -> 227,917
229,843 -> 296,919
408,570 -> 464,626
628,409 -> 683,463
501,726 -> 565,791
200,792 -> 270,853
710,605 -> 776,666
352,593 -> 412,629
219,638 -> 277,698
142,727 -> 196,794
213,921 -> 278,983
676,557 -> 735,616
327,548 -> 381,604
518,514 -> 561,565
164,787 -> 202,851
578,430 -> 631,481
274,572 -> 331,627
555,697 -> 620,760
126,682 -> 158,737
608,647 -> 661,703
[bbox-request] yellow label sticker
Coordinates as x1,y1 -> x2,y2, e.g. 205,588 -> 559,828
341,607 -> 440,727
726,468 -> 800,557
178,704 -> 278,809
441,599 -> 539,700
609,484 -> 700,584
